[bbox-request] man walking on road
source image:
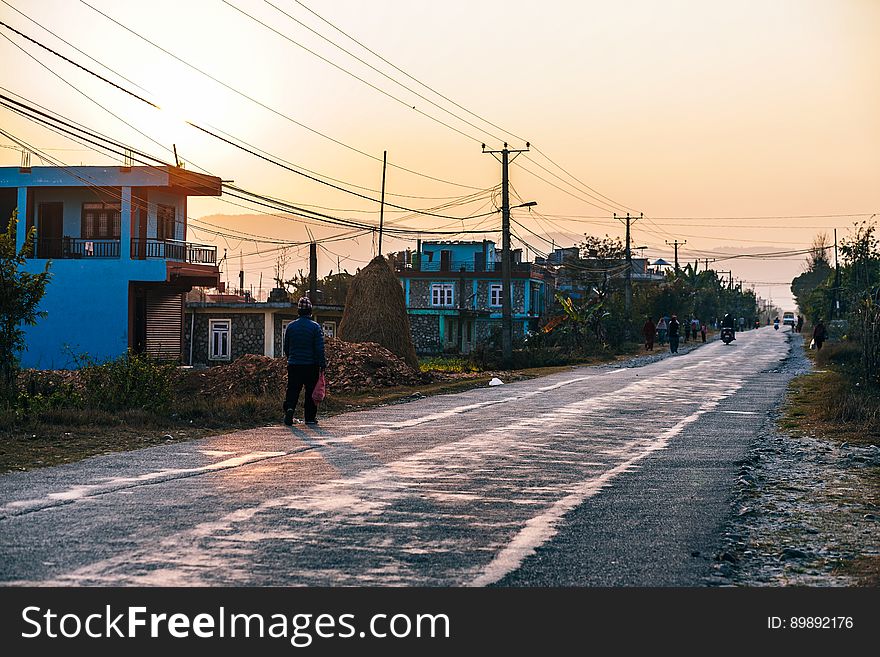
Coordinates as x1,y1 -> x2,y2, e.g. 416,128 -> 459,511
668,314 -> 680,354
283,296 -> 327,426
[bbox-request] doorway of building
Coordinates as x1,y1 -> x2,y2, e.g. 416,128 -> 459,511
132,293 -> 147,354
37,202 -> 63,259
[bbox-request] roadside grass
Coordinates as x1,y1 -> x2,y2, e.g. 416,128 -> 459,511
781,344 -> 880,444
778,340 -> 880,585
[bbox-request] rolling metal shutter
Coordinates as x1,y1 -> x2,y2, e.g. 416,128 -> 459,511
145,290 -> 184,361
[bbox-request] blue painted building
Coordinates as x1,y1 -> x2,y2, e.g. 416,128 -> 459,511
1,165 -> 221,368
394,240 -> 549,354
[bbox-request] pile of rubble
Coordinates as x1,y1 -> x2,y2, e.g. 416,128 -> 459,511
187,337 -> 427,397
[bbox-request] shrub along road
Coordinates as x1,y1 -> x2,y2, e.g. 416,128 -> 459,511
0,328 -> 793,585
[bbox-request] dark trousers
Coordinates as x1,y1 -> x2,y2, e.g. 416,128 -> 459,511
669,334 -> 679,353
285,364 -> 319,422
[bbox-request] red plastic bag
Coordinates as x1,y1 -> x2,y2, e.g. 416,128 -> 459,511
312,371 -> 327,403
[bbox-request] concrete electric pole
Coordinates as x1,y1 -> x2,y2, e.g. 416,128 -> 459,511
483,142 -> 531,368
665,239 -> 687,272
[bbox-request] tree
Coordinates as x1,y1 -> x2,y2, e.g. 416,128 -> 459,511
0,211 -> 51,406
792,233 -> 834,319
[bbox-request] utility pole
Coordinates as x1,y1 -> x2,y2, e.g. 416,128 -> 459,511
833,228 -> 840,319
717,270 -> 732,290
378,150 -> 387,257
483,142 -> 531,368
309,242 -> 317,302
666,239 -> 687,272
617,212 -> 642,323
703,258 -> 715,272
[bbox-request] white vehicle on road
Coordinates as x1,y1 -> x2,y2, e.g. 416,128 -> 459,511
783,312 -> 796,327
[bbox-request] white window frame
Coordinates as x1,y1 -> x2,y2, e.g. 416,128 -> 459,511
208,319 -> 231,361
431,283 -> 454,307
489,283 -> 503,307
322,321 -> 336,338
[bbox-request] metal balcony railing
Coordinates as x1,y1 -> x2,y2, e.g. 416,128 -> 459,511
393,258 -> 535,274
34,237 -> 120,259
130,238 -> 217,264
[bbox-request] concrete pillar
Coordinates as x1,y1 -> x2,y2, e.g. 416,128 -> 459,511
120,186 -> 131,260
16,187 -> 27,252
264,311 -> 274,357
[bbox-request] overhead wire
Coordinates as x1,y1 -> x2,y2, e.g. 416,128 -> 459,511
73,0 -> 483,191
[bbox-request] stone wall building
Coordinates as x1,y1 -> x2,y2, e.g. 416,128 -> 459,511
395,240 -> 549,355
184,302 -> 343,365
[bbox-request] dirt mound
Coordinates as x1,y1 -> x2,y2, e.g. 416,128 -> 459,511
187,337 -> 425,397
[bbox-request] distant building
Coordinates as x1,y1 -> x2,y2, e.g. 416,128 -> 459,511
394,240 -> 549,354
184,300 -> 343,365
1,165 -> 221,368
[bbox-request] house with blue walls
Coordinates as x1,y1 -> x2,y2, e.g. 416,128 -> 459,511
1,165 -> 221,368
394,240 -> 549,354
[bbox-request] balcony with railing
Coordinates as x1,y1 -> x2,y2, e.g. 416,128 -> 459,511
35,237 -> 120,259
29,237 -> 216,265
130,238 -> 217,264
394,258 -> 536,275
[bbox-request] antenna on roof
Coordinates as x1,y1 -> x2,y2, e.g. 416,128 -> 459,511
172,143 -> 180,167
20,149 -> 30,168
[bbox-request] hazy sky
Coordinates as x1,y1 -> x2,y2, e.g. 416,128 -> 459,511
2,0 -> 878,310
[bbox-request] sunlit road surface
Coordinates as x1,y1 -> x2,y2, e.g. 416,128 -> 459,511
0,327 -> 794,586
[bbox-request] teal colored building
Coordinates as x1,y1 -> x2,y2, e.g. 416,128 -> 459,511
394,240 -> 549,354
1,165 -> 221,368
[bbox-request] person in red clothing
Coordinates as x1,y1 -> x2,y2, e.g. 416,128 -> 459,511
643,316 -> 656,351
812,318 -> 828,350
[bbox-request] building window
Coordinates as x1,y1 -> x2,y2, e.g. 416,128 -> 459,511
157,203 -> 176,241
82,203 -> 121,239
489,283 -> 503,307
209,319 -> 231,360
322,321 -> 336,338
431,283 -> 454,307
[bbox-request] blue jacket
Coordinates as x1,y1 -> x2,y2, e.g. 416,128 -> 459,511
283,317 -> 326,368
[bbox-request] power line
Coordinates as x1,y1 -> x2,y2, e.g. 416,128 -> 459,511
74,0 -> 483,191
290,0 -> 528,147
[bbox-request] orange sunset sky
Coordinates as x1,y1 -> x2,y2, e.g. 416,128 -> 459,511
2,0 -> 878,311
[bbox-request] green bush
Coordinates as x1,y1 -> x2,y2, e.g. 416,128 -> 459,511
78,351 -> 177,413
419,356 -> 479,373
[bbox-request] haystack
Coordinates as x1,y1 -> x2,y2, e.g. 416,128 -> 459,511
338,255 -> 419,370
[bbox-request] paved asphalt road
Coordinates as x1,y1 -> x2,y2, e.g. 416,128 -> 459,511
0,327 -> 794,586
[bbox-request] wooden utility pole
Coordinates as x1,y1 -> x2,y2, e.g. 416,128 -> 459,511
483,142 -> 531,368
378,150 -> 387,257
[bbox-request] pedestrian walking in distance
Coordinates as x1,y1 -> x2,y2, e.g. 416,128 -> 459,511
283,297 -> 327,426
700,321 -> 707,343
643,316 -> 656,351
812,317 -> 828,351
657,316 -> 668,345
668,314 -> 681,354
796,315 -> 804,334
